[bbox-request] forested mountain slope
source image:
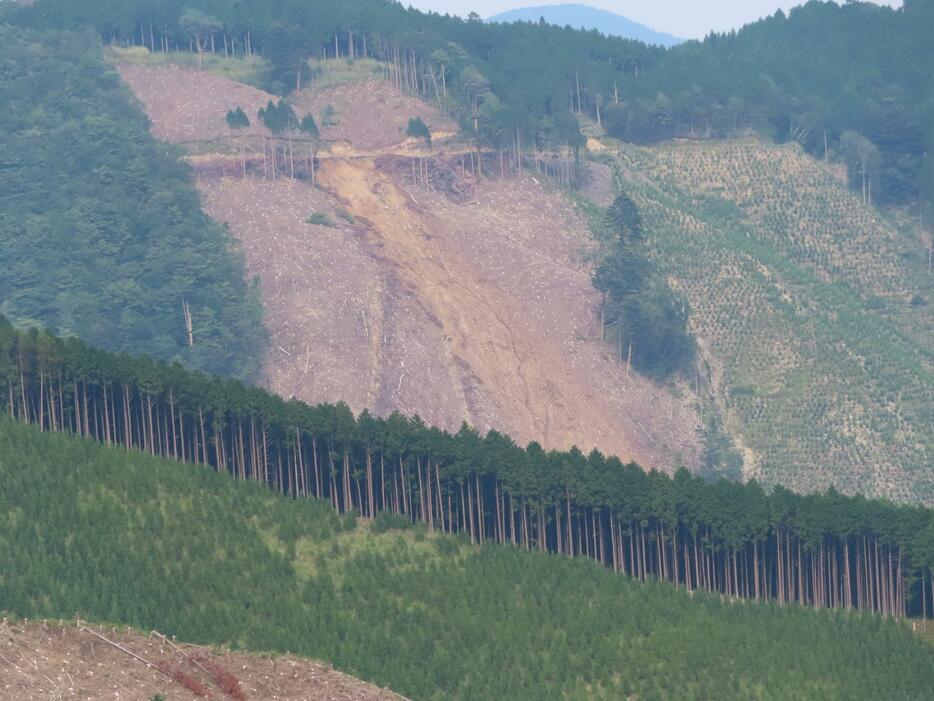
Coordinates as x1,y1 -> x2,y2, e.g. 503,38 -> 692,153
5,319 -> 934,621
3,0 -> 930,499
584,136 -> 934,503
8,0 -> 932,213
0,26 -> 265,379
604,0 -> 934,210
111,51 -> 701,470
3,416 -> 934,699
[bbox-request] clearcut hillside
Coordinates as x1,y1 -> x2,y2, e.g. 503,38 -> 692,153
112,48 -> 702,472
0,618 -> 403,700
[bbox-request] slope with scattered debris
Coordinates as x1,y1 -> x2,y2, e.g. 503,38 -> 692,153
116,55 -> 701,469
0,619 -> 403,700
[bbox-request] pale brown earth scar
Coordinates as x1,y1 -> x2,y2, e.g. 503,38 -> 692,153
118,61 -> 701,468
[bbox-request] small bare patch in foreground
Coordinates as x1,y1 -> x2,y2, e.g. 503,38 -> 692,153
0,618 -> 404,700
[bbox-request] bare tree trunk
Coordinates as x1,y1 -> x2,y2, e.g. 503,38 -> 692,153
288,135 -> 295,179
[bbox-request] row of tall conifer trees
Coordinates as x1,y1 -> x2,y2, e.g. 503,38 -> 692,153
3,314 -> 934,621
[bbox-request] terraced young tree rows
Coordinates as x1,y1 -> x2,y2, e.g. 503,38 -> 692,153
609,140 -> 933,503
4,317 -> 934,622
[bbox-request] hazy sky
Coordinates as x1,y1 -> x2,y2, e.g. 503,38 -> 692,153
405,0 -> 901,40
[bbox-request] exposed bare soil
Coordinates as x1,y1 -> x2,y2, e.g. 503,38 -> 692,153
198,161 -> 698,466
0,619 -> 403,700
117,61 -> 701,469
291,79 -> 457,152
579,161 -> 615,207
117,64 -> 276,144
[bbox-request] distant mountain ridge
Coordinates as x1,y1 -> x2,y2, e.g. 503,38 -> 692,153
487,3 -> 683,47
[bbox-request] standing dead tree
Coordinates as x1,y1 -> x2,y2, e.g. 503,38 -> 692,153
182,301 -> 194,347
179,10 -> 222,70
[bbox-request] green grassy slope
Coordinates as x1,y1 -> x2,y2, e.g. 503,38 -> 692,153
599,138 -> 933,503
104,45 -> 269,88
2,418 -> 933,700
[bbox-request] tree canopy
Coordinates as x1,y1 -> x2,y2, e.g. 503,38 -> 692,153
3,316 -> 934,624
406,116 -> 431,145
225,106 -> 250,130
594,193 -> 695,378
299,113 -> 318,139
257,98 -> 298,135
4,415 -> 934,699
0,26 -> 265,379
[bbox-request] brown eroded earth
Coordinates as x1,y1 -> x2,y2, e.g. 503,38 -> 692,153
117,64 -> 275,144
116,58 -> 701,469
0,619 -> 403,700
292,78 -> 458,152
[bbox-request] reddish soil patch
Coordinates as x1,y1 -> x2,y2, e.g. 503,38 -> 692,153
319,160 -> 699,466
0,619 -> 404,700
291,79 -> 457,151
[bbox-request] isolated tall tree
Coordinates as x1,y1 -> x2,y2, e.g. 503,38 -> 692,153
407,116 -> 431,146
841,131 -> 882,205
300,114 -> 319,183
281,102 -> 300,179
921,147 -> 934,272
225,107 -> 250,176
179,9 -> 222,69
265,21 -> 309,93
258,100 -> 299,178
429,49 -> 451,102
257,101 -> 277,178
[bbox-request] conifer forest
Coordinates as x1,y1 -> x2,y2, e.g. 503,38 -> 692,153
4,417 -> 934,699
4,318 -> 934,622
